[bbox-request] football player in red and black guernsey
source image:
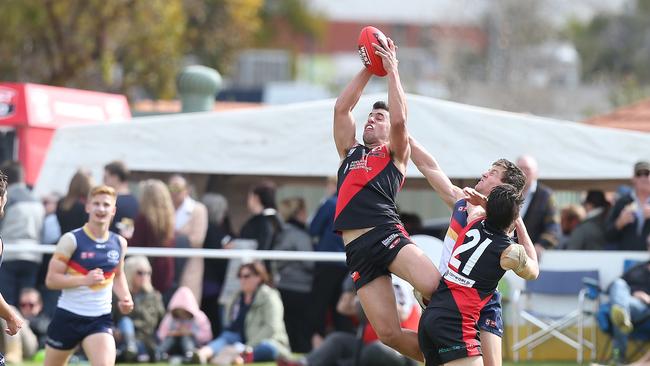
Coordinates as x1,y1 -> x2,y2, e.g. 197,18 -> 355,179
333,36 -> 440,362
409,136 -> 527,366
419,184 -> 539,366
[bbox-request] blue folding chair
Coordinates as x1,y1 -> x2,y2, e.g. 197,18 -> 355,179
586,259 -> 650,363
512,270 -> 600,363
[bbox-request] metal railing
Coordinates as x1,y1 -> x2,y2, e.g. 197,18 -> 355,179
2,243 -> 346,262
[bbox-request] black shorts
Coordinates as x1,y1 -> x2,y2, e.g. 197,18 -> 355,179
418,307 -> 482,365
478,291 -> 503,337
345,223 -> 411,290
46,308 -> 113,350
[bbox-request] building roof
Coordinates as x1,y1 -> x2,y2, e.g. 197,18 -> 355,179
131,100 -> 262,114
583,98 -> 650,132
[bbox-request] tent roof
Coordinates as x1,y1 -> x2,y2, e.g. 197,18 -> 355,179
35,93 -> 650,196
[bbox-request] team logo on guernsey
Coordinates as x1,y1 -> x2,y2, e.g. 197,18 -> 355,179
351,271 -> 361,282
483,319 -> 499,329
350,149 -> 371,172
444,270 -> 475,287
349,160 -> 371,172
368,147 -> 385,158
107,250 -> 120,264
381,233 -> 400,248
458,206 -> 467,212
80,251 -> 96,259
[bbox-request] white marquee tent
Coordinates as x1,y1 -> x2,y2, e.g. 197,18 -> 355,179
34,93 -> 650,196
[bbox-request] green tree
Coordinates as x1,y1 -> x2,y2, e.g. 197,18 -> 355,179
255,0 -> 325,46
183,0 -> 264,75
0,0 -> 322,99
0,0 -> 186,99
566,0 -> 650,85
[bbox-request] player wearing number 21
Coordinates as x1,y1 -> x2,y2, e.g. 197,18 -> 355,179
409,135 -> 531,366
418,184 -> 539,366
44,185 -> 133,366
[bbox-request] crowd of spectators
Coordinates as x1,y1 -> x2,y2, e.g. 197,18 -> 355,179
0,156 -> 649,364
0,160 -> 350,364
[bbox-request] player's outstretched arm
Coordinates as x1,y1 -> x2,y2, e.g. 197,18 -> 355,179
0,239 -> 23,336
334,68 -> 372,159
375,38 -> 409,168
501,217 -> 539,280
409,136 -> 463,208
0,294 -> 22,336
113,237 -> 133,315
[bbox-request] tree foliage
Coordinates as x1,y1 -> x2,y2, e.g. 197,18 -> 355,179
183,0 -> 264,75
566,0 -> 650,84
255,0 -> 325,46
0,0 -> 320,99
0,0 -> 187,99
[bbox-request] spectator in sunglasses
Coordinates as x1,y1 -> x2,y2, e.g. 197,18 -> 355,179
194,262 -> 290,364
605,160 -> 650,251
19,288 -> 51,350
0,287 -> 44,363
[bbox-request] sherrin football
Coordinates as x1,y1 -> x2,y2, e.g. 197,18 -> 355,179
357,26 -> 388,77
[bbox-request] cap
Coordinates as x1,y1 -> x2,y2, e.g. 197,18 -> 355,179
634,161 -> 650,174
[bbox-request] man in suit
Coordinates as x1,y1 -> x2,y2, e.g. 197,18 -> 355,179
517,155 -> 560,259
605,161 -> 650,251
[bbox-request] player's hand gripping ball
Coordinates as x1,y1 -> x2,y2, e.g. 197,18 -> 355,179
358,26 -> 388,76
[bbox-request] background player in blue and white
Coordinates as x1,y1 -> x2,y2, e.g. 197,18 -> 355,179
44,185 -> 133,366
409,137 -> 527,366
0,170 -> 24,365
419,185 -> 539,366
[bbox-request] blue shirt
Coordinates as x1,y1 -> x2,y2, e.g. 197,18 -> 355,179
309,195 -> 345,253
110,194 -> 139,233
227,294 -> 252,341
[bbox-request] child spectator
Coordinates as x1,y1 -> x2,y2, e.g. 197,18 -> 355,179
156,286 -> 212,362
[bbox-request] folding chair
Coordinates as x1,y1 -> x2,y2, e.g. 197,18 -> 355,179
587,259 -> 650,363
594,301 -> 650,362
512,270 -> 600,363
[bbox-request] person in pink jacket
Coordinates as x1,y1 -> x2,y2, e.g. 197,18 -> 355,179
156,286 -> 212,362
